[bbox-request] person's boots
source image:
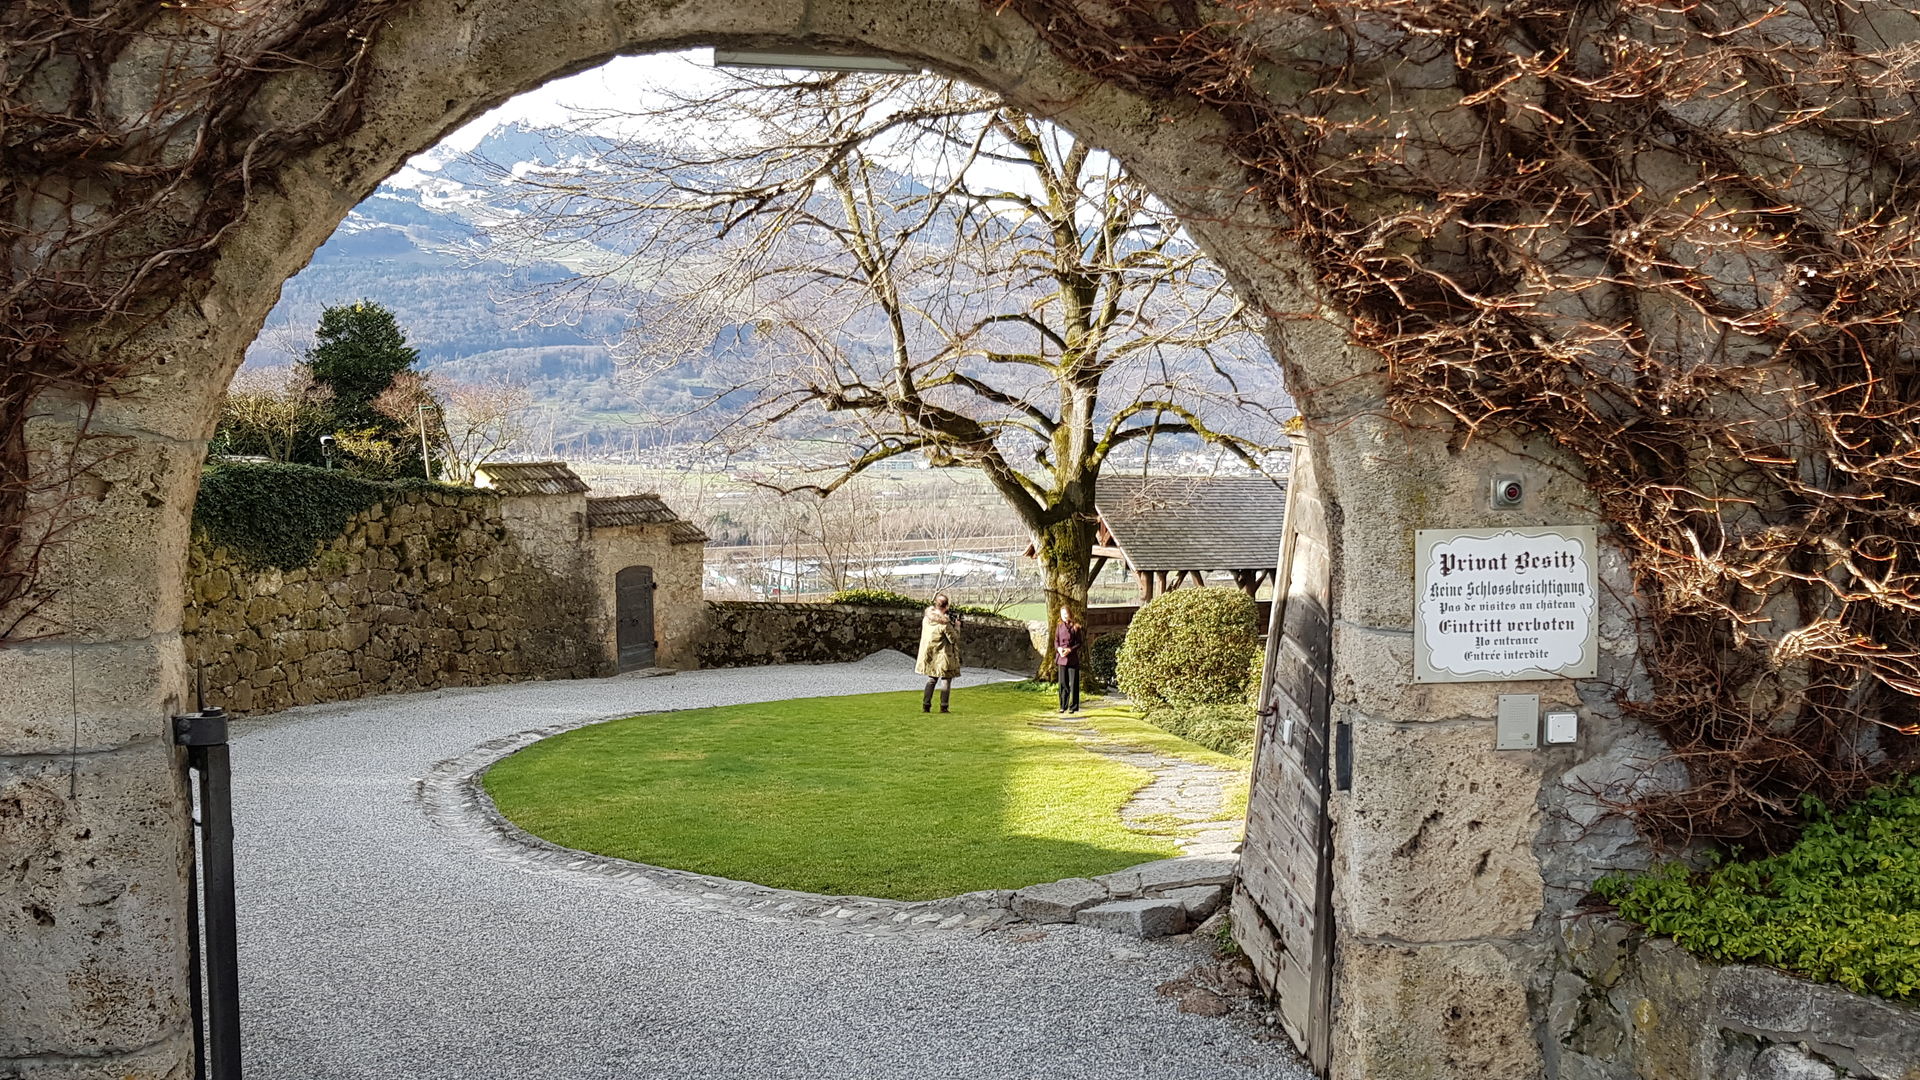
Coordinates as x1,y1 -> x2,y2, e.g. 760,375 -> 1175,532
923,681 -> 935,712
939,686 -> 951,713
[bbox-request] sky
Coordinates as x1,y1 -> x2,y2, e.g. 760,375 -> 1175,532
391,49 -> 1076,201
437,52 -> 716,153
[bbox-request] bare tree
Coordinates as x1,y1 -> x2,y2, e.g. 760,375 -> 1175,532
426,381 -> 534,485
213,366 -> 333,463
480,71 -> 1287,637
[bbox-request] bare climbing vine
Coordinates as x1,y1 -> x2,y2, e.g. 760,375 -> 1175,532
999,0 -> 1920,847
0,0 -> 395,640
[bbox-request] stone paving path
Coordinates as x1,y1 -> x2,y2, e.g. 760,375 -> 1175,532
1034,705 -> 1246,857
231,652 -> 1311,1080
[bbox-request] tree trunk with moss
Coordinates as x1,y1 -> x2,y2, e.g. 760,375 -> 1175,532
1027,488 -> 1097,681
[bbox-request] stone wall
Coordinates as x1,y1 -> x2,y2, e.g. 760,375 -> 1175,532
699,601 -> 1039,674
1552,918 -> 1920,1080
185,488 -> 604,712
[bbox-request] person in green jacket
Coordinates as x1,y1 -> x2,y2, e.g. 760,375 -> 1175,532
916,593 -> 961,713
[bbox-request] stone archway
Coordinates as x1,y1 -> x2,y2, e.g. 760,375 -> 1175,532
4,5 -> 1619,1080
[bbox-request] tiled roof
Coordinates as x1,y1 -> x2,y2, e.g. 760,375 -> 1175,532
1096,474 -> 1288,572
586,494 -> 709,545
472,461 -> 589,496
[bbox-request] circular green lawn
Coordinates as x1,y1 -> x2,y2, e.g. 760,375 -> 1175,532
482,683 -> 1182,900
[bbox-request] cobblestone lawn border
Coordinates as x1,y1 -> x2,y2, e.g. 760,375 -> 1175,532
417,709 -> 1241,938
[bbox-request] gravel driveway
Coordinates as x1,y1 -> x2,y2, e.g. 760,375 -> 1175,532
231,653 -> 1311,1080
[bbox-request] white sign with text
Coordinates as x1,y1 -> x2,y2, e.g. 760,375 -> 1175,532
1414,526 -> 1598,683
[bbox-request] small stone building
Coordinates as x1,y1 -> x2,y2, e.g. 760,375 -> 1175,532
583,493 -> 707,671
473,462 -> 706,671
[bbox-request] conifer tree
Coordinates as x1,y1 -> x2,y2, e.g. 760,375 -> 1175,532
302,300 -> 421,433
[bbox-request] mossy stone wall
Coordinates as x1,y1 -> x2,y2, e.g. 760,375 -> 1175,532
1553,918 -> 1920,1079
185,487 -> 604,713
699,600 -> 1038,674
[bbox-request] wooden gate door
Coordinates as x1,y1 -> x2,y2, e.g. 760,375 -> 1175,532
1232,435 -> 1337,1076
615,565 -> 658,672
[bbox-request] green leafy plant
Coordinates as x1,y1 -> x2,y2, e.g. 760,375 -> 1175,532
1212,913 -> 1242,958
1115,587 -> 1260,710
1140,702 -> 1257,759
1595,775 -> 1920,1001
193,461 -> 472,571
1086,631 -> 1125,690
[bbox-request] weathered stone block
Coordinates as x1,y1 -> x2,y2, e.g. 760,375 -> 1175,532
1340,720 -> 1544,941
1076,898 -> 1187,938
1800,979 -> 1920,1078
1099,853 -> 1237,897
1,1029 -> 195,1079
1549,971 -> 1590,1044
1714,965 -> 1815,1034
0,744 -> 190,1060
1011,877 -> 1108,922
1159,884 -> 1227,921
1566,915 -> 1635,987
1745,1045 -> 1839,1080
1628,939 -> 1714,1077
1335,941 -> 1543,1080
0,637 -> 191,756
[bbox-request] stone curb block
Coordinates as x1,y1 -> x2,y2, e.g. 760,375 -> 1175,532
1160,884 -> 1228,922
1077,898 -> 1189,938
1011,878 -> 1109,923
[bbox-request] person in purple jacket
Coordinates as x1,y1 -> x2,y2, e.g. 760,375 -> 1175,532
1054,610 -> 1085,714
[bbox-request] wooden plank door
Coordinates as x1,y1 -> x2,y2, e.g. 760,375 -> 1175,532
1232,435 -> 1336,1076
616,565 -> 657,672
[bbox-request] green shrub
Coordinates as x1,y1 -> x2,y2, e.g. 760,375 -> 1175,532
194,461 -> 472,571
1115,587 -> 1261,710
1143,703 -> 1258,759
1595,775 -> 1920,1001
1086,632 -> 1125,690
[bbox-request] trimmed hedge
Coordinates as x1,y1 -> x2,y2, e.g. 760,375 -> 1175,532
1115,587 -> 1261,710
826,587 -> 1000,620
1595,775 -> 1920,1001
827,587 -> 924,609
194,461 -> 474,570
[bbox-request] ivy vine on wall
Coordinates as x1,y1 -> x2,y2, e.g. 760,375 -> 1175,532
193,462 -> 475,571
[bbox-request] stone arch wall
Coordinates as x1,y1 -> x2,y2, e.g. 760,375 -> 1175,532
5,5 -> 1630,1080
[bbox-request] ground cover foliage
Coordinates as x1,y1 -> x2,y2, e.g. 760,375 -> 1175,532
482,683 -> 1192,900
1597,776 -> 1920,1001
1142,703 -> 1259,760
194,461 -> 475,570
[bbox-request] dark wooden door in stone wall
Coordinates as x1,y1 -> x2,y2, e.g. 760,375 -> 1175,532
1232,437 -> 1336,1077
616,565 -> 658,672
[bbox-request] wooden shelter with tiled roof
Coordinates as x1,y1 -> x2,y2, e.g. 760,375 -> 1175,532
1091,474 -> 1288,599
